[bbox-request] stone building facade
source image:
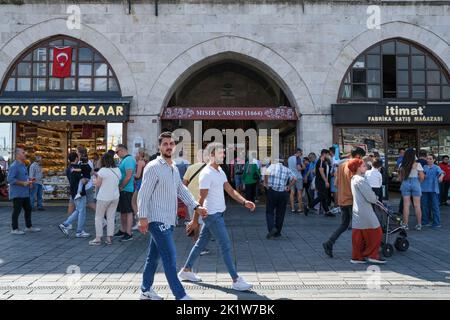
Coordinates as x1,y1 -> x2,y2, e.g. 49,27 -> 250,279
1,0 -> 450,156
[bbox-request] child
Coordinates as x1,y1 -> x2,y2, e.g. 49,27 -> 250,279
72,156 -> 91,200
421,154 -> 444,228
365,158 -> 383,202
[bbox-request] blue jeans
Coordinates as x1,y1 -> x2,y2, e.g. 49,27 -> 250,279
30,184 -> 43,209
184,212 -> 239,280
421,192 -> 441,226
141,222 -> 186,300
63,196 -> 87,233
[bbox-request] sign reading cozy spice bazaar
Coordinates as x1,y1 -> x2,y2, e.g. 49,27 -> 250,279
0,99 -> 130,121
162,107 -> 298,120
332,103 -> 450,125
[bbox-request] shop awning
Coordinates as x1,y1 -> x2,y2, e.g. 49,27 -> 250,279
332,103 -> 450,125
161,106 -> 298,121
0,97 -> 132,122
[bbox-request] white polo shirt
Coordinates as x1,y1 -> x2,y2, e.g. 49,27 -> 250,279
199,165 -> 228,215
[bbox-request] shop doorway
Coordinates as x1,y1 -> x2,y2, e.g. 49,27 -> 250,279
162,60 -> 298,162
387,129 -> 418,192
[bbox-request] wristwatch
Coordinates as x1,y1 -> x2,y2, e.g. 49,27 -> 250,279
194,204 -> 201,211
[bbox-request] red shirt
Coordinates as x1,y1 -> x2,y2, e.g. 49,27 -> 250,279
439,162 -> 450,181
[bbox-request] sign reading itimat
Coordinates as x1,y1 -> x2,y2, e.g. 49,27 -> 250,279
332,103 -> 450,125
0,102 -> 129,121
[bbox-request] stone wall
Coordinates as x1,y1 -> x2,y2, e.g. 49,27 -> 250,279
1,1 -> 450,154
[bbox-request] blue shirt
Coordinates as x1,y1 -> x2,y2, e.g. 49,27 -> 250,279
288,155 -> 302,179
306,161 -> 316,182
396,156 -> 403,168
119,155 -> 136,193
7,160 -> 30,199
421,164 -> 444,194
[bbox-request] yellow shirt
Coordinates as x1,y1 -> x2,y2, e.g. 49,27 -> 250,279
183,162 -> 205,201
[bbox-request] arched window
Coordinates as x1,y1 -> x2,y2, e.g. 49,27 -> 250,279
338,38 -> 450,102
1,35 -> 120,97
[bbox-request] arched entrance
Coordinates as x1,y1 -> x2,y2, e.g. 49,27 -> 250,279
332,37 -> 450,196
0,35 -> 131,200
161,60 -> 298,163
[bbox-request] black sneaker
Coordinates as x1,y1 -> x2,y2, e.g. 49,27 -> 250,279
304,207 -> 309,216
114,230 -> 125,238
266,228 -> 278,239
120,233 -> 133,242
273,232 -> 281,238
37,207 -> 45,211
322,241 -> 333,258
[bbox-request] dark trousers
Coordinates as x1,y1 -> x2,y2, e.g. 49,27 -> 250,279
310,183 -> 330,212
12,197 -> 32,230
304,181 -> 313,207
266,188 -> 289,234
372,187 -> 383,203
245,183 -> 257,203
328,205 -> 352,244
440,180 -> 450,204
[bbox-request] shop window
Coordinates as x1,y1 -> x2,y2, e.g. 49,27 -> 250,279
0,123 -> 13,163
107,123 -> 123,151
338,39 -> 450,101
338,128 -> 385,160
0,36 -> 121,96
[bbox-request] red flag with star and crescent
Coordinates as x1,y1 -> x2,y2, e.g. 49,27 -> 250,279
52,47 -> 72,78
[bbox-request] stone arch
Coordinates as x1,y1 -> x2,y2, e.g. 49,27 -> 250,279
0,18 -> 137,100
322,21 -> 450,108
146,35 -> 315,116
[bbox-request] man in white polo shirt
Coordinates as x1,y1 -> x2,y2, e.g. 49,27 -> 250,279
179,142 -> 256,291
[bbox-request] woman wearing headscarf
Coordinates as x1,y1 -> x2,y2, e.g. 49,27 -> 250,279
348,158 -> 386,265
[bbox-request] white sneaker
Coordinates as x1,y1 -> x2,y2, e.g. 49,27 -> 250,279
76,231 -> 90,238
132,223 -> 139,231
232,276 -> 253,291
178,270 -> 202,282
25,227 -> 41,233
58,224 -> 69,236
74,193 -> 82,200
140,288 -> 164,300
414,224 -> 422,231
180,295 -> 194,300
67,224 -> 73,230
11,229 -> 25,235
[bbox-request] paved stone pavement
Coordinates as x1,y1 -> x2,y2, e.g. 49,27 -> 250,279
0,200 -> 450,300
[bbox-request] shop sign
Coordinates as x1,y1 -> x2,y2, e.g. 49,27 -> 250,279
332,104 -> 449,125
0,101 -> 130,121
162,107 -> 298,120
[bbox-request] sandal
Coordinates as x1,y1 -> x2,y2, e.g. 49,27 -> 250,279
105,238 -> 112,245
89,239 -> 102,246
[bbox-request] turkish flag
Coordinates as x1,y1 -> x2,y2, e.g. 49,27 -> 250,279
52,47 -> 72,78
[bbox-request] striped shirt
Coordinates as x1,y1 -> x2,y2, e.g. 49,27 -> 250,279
265,163 -> 296,192
137,156 -> 199,226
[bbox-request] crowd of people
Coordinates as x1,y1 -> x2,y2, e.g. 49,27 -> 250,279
5,131 -> 450,300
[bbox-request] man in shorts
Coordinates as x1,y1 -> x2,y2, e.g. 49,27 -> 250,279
114,144 -> 136,242
288,148 -> 304,214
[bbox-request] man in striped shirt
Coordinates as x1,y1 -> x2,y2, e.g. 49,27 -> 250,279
178,142 -> 256,292
137,132 -> 207,301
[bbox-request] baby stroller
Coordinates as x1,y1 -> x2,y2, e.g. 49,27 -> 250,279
373,201 -> 409,257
